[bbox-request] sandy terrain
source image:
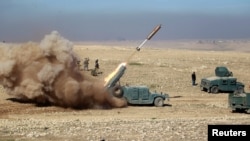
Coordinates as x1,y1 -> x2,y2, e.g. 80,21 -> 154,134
0,40 -> 250,141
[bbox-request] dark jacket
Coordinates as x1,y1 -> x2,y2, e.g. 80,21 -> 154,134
192,72 -> 196,81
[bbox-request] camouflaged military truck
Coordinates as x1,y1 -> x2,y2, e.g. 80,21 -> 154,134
228,92 -> 250,114
200,66 -> 245,94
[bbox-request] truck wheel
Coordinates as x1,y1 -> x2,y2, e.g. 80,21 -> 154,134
211,86 -> 219,94
154,97 -> 164,107
112,85 -> 123,98
235,108 -> 244,113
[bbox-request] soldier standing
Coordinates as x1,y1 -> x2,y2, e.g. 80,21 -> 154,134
191,72 -> 196,86
95,59 -> 99,70
91,59 -> 100,76
83,58 -> 89,71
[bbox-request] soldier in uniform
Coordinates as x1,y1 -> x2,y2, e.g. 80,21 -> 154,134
91,59 -> 100,76
191,72 -> 196,86
83,58 -> 89,71
95,59 -> 99,70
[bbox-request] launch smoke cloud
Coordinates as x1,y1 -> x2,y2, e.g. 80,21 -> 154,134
0,31 -> 127,109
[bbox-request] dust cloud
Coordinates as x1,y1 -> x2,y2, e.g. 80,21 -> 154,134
0,31 -> 127,109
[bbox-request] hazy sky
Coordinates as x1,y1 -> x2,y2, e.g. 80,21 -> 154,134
1,0 -> 250,42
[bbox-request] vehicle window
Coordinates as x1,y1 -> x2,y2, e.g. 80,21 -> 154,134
230,80 -> 236,85
141,89 -> 149,100
222,80 -> 228,85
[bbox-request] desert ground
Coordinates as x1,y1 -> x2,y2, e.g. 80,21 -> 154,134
0,40 -> 250,141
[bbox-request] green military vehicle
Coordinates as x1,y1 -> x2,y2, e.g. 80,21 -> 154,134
105,63 -> 169,107
114,85 -> 168,107
200,66 -> 245,94
228,92 -> 250,113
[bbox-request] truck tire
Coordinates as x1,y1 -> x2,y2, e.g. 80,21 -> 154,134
211,86 -> 219,94
112,85 -> 123,98
154,97 -> 164,107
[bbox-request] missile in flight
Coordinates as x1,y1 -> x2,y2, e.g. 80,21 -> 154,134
136,24 -> 161,51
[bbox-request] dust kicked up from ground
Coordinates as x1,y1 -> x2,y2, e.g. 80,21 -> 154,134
0,31 -> 127,109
